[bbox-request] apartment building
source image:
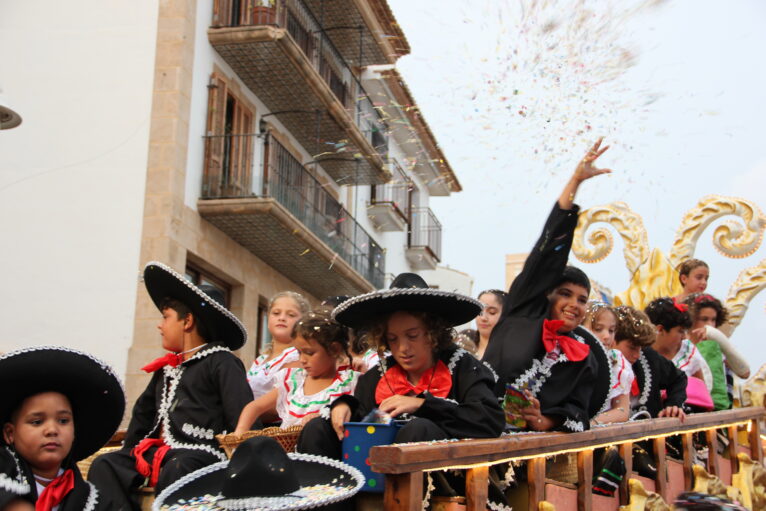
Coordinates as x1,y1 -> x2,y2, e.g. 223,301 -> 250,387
0,0 -> 463,407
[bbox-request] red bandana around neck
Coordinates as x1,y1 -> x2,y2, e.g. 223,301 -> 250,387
541,319 -> 590,362
375,360 -> 452,404
141,352 -> 183,373
36,469 -> 74,511
631,378 -> 640,396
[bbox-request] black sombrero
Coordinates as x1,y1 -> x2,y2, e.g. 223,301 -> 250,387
0,346 -> 125,461
144,261 -> 247,351
332,273 -> 482,331
152,437 -> 364,511
572,326 -> 612,419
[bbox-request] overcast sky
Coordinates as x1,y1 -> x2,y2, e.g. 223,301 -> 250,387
388,0 -> 766,371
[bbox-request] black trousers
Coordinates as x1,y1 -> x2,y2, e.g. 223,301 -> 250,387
297,416 -> 449,458
87,447 -> 220,511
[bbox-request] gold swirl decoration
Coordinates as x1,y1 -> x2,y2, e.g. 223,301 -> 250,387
613,248 -> 682,309
668,195 -> 766,269
723,259 -> 766,334
573,201 -> 649,274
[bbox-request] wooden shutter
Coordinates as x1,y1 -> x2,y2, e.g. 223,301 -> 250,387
204,74 -> 228,197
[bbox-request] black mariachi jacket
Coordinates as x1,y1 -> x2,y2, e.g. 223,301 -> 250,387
483,202 -> 603,433
334,345 -> 505,439
123,343 -> 253,460
0,446 -> 105,511
631,347 -> 688,418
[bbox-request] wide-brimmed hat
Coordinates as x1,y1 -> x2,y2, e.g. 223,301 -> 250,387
573,326 -> 612,419
144,261 -> 246,351
332,273 -> 482,330
153,436 -> 364,511
0,346 -> 125,461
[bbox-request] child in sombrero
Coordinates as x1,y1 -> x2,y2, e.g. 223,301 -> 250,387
0,346 -> 125,511
87,262 -> 253,510
297,273 -> 504,459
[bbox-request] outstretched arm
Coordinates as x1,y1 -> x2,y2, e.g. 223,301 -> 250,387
234,388 -> 278,434
558,137 -> 612,210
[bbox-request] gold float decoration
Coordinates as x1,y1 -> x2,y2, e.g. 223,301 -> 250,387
574,195 -> 766,334
618,478 -> 670,511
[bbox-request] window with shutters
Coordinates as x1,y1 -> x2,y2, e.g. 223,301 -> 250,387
203,73 -> 255,198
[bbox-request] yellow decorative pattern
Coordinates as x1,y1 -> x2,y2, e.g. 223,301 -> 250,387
614,249 -> 683,309
724,258 -> 766,333
573,202 -> 649,273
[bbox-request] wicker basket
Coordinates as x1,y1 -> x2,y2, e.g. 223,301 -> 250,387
216,426 -> 303,458
77,445 -> 121,477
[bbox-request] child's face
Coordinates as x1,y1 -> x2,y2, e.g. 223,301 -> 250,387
386,311 -> 436,378
681,266 -> 709,294
547,282 -> 589,332
3,392 -> 74,478
158,307 -> 186,352
268,297 -> 302,342
656,325 -> 686,352
295,335 -> 338,379
693,307 -> 718,329
615,339 -> 642,364
476,293 -> 502,339
589,310 -> 617,349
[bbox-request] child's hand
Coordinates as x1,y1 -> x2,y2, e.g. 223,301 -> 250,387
299,412 -> 319,426
688,327 -> 707,344
519,391 -> 551,431
331,403 -> 352,441
2,499 -> 35,511
379,395 -> 424,417
573,137 -> 612,183
658,406 -> 686,422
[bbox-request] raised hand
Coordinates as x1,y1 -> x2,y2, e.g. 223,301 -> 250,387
574,137 -> 612,182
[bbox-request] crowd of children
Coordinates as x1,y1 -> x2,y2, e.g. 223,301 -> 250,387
0,139 -> 754,510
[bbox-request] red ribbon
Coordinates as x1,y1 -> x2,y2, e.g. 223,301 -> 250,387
141,352 -> 183,373
36,469 -> 74,511
672,298 -> 689,313
541,319 -> 590,362
132,438 -> 170,488
375,360 -> 452,404
631,378 -> 639,397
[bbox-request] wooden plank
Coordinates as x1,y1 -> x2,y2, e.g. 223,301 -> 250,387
465,465 -> 489,511
577,449 -> 593,511
728,425 -> 740,476
750,418 -> 763,463
706,429 -> 720,476
383,471 -> 422,511
619,442 -> 633,505
369,408 -> 765,474
653,437 -> 668,502
682,432 -> 694,490
528,456 -> 546,511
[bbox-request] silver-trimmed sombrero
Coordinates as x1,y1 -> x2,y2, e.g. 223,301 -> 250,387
144,261 -> 247,351
152,437 -> 364,511
332,273 -> 482,330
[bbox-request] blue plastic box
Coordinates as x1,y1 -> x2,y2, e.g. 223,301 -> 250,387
341,421 -> 402,492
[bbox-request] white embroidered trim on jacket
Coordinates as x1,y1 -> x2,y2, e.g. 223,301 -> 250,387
181,423 -> 215,440
1,447 -> 31,495
83,482 -> 99,511
634,351 -> 652,411
512,349 -> 568,397
482,361 -> 499,382
577,328 -> 615,416
563,418 -> 585,432
447,348 -> 467,373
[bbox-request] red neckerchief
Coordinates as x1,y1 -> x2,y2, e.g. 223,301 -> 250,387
631,378 -> 639,396
132,438 -> 170,487
541,319 -> 590,362
141,352 -> 183,373
375,360 -> 452,404
36,469 -> 74,511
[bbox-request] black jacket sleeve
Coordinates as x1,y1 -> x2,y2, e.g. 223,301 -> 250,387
0,448 -> 32,510
506,202 -> 581,318
212,354 -> 253,432
123,371 -> 162,450
415,355 -> 504,438
658,355 -> 688,409
539,353 -> 597,433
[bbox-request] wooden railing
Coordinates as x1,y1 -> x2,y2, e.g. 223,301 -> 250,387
370,407 -> 765,510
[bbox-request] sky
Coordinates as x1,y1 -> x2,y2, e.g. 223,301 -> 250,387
387,0 -> 766,371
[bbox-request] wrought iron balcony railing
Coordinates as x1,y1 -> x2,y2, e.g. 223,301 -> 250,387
408,207 -> 442,263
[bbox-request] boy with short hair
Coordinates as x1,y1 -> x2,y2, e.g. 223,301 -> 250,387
88,262 -> 252,510
613,305 -> 687,419
0,346 -> 125,511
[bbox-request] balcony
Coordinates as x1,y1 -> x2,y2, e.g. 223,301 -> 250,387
199,134 -> 386,297
367,159 -> 409,232
406,207 -> 441,270
208,0 -> 391,185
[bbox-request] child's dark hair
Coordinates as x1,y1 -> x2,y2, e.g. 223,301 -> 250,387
159,297 -> 212,341
677,259 -> 709,285
683,293 -> 728,327
549,265 -> 591,295
644,297 -> 692,331
364,310 -> 454,354
292,311 -> 351,362
478,289 -> 507,304
614,306 -> 655,347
